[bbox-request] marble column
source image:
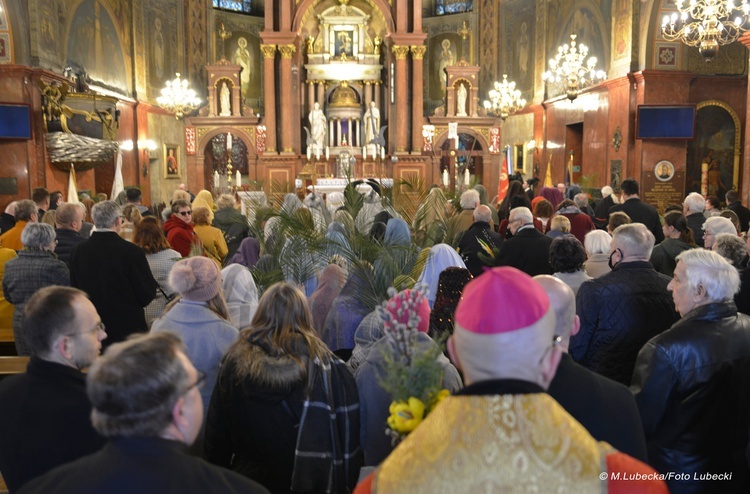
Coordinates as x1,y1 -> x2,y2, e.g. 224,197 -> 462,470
329,120 -> 334,147
392,45 -> 410,153
374,81 -> 381,109
260,44 -> 277,153
410,45 -> 426,153
337,119 -> 342,146
278,44 -> 296,153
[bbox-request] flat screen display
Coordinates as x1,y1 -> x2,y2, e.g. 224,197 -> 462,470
637,105 -> 695,140
0,104 -> 32,140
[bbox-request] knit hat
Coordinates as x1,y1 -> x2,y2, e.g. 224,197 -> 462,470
381,288 -> 430,334
169,257 -> 222,302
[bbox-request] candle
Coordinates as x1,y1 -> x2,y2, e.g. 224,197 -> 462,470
227,133 -> 232,150
381,147 -> 385,160
307,147 -> 312,160
442,169 -> 449,188
213,171 -> 220,189
325,147 -> 330,160
362,146 -> 367,159
236,170 -> 241,187
464,169 -> 470,186
316,148 -> 320,160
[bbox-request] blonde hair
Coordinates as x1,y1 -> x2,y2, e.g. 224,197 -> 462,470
549,215 -> 571,233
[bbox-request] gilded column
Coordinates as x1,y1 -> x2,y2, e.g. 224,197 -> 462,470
392,45 -> 410,153
410,45 -> 426,153
260,44 -> 277,153
278,44 -> 296,153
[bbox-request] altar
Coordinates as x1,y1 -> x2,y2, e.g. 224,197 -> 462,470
306,177 -> 393,195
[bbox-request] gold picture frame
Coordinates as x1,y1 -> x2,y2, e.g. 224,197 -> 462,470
164,143 -> 179,179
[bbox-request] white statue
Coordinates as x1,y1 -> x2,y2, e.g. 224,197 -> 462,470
363,101 -> 380,147
456,83 -> 468,117
308,101 -> 327,152
219,82 -> 231,116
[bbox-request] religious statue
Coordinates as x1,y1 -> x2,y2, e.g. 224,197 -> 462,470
363,101 -> 380,147
456,83 -> 468,117
234,37 -> 252,97
154,18 -> 164,79
309,101 -> 327,151
438,39 -> 455,91
373,36 -> 382,56
306,35 -> 315,54
219,81 -> 231,116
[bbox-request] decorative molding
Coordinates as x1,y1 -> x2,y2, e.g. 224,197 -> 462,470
392,45 -> 410,60
278,44 -> 297,58
410,45 -> 427,59
260,44 -> 277,58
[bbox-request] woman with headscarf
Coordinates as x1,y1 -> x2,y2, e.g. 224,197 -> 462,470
221,264 -> 259,329
374,218 -> 417,283
229,237 -> 261,268
539,186 -> 565,211
416,243 -> 467,308
356,190 -> 385,234
308,263 -> 347,334
321,267 -> 372,360
204,282 -> 362,493
193,206 -> 229,266
192,189 -> 216,223
2,223 -> 69,355
354,287 -> 462,466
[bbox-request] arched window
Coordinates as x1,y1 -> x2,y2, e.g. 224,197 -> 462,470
213,0 -> 252,14
436,0 -> 473,16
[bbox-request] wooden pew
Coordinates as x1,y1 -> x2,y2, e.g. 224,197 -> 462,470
0,327 -> 15,357
0,355 -> 28,380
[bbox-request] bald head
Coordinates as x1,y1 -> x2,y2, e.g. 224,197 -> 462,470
533,275 -> 579,350
473,204 -> 492,223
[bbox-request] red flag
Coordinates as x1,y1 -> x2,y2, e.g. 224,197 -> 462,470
497,154 -> 509,202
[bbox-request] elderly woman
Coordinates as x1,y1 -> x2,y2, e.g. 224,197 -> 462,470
546,215 -> 571,239
192,189 -> 216,223
416,243 -> 466,308
193,206 -> 228,265
713,233 -> 747,269
550,235 -> 592,296
703,216 -> 738,250
229,237 -> 261,268
583,229 -> 612,278
133,217 -> 181,327
2,223 -> 69,355
204,282 -> 362,493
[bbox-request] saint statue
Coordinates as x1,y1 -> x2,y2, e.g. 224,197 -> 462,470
456,83 -> 468,117
219,82 -> 231,116
363,101 -> 380,147
309,101 -> 327,151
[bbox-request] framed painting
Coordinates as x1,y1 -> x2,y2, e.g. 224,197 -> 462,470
164,143 -> 180,179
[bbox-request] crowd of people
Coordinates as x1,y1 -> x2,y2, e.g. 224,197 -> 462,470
0,178 -> 749,493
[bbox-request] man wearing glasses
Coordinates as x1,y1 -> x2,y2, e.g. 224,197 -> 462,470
0,286 -> 107,492
18,332 -> 269,494
163,199 -> 198,257
70,201 -> 157,348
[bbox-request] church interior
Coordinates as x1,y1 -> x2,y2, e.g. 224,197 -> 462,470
0,0 -> 748,209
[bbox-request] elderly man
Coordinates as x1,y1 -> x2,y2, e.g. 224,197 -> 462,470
683,192 -> 707,247
0,287 -> 106,492
453,188 -> 481,233
632,249 -> 750,493
456,204 -> 503,277
608,179 -> 664,243
54,203 -> 85,267
18,332 -> 269,494
355,267 -> 666,493
70,201 -> 157,348
0,199 -> 37,251
537,275 -> 647,461
495,206 -> 553,276
702,216 -> 737,250
571,223 -> 678,385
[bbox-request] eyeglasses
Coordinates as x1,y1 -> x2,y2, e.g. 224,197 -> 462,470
65,321 -> 106,338
177,210 -> 192,217
185,370 -> 207,394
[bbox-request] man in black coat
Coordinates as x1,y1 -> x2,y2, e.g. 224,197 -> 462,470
536,275 -> 647,462
18,332 -> 269,494
683,192 -> 707,248
571,223 -> 678,385
0,286 -> 106,492
457,205 -> 503,277
608,179 -> 664,243
53,203 -> 85,268
726,189 -> 750,233
495,206 -> 553,276
70,201 -> 157,348
632,249 -> 750,494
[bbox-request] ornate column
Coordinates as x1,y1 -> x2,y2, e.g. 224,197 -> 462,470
260,44 -> 277,153
392,45 -> 410,153
329,119 -> 334,147
410,45 -> 426,153
278,44 -> 296,153
337,119 -> 342,146
317,82 -> 325,106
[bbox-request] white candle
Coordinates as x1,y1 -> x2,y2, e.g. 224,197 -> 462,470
307,147 -> 311,160
464,169 -> 470,186
236,170 -> 242,186
442,169 -> 449,188
227,133 -> 232,150
316,148 -> 320,160
381,147 -> 385,160
362,146 -> 367,159
325,147 -> 330,160
213,171 -> 220,189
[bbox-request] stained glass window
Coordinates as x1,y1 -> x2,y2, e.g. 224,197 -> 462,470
436,0 -> 472,15
213,0 -> 252,14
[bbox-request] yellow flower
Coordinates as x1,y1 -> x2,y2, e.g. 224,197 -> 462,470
428,388 -> 450,411
387,397 -> 426,433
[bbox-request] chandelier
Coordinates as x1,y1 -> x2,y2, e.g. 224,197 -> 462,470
661,0 -> 750,61
156,73 -> 201,119
542,35 -> 606,101
482,75 -> 526,121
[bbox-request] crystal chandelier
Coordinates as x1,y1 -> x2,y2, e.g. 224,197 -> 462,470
543,35 -> 606,102
661,0 -> 750,61
156,73 -> 201,119
482,75 -> 526,121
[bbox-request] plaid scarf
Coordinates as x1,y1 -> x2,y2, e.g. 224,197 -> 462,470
291,357 -> 363,493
